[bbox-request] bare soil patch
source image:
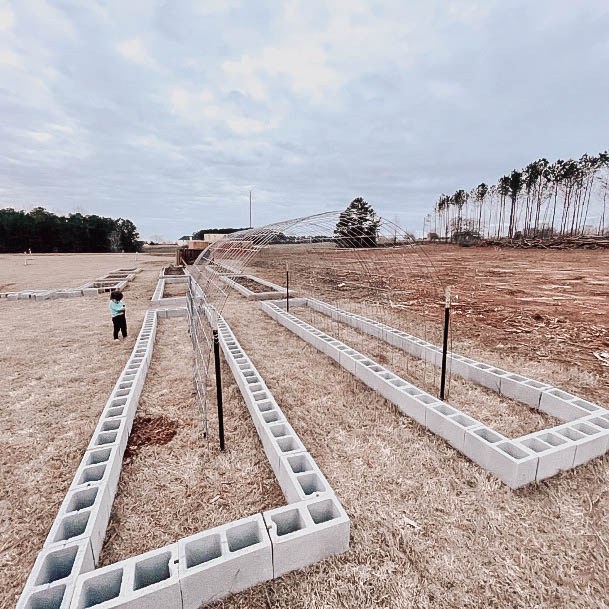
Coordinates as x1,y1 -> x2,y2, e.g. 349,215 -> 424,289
233,275 -> 277,293
124,415 -> 179,460
163,265 -> 185,276
163,282 -> 188,297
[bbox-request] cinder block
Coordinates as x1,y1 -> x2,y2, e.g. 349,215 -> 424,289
517,431 -> 577,481
179,514 -> 273,609
70,445 -> 123,508
555,421 -> 609,467
16,539 -> 94,609
499,377 -> 551,408
44,498 -> 108,563
70,544 -> 180,609
263,495 -> 350,578
426,403 -> 473,451
86,416 -> 129,454
394,389 -> 435,426
462,426 -> 508,472
257,420 -> 307,477
466,362 -> 505,392
485,441 -> 539,488
276,452 -> 335,504
539,388 -> 604,422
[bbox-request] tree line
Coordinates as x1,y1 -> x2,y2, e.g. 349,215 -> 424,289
0,207 -> 142,253
430,151 -> 609,240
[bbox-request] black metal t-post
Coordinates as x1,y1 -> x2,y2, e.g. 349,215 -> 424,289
439,286 -> 451,401
213,329 -> 225,450
286,263 -> 290,312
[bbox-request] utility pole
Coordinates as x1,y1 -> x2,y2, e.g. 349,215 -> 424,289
249,190 -> 252,229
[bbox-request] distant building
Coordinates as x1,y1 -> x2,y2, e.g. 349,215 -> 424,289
204,233 -> 230,243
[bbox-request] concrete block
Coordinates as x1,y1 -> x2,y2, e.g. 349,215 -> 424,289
71,445 -> 123,506
86,416 -> 129,454
258,420 -> 307,477
466,362 -> 506,392
517,431 -> 577,481
44,496 -> 109,563
276,452 -> 335,504
555,420 -> 609,467
426,403 -> 481,451
179,514 -> 273,609
70,544 -> 180,609
499,376 -> 551,408
393,388 -> 434,426
485,441 -> 539,488
16,539 -> 94,609
539,388 -> 604,422
462,426 -> 508,472
263,495 -> 350,578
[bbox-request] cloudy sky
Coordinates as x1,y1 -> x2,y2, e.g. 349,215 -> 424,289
1,1 -> 608,239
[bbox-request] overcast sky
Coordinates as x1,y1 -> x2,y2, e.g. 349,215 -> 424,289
1,1 -> 608,239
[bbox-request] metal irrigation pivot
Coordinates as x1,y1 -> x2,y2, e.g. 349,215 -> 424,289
439,286 -> 451,401
286,262 -> 290,312
212,326 -> 226,451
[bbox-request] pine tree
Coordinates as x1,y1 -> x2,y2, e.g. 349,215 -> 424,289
334,197 -> 381,248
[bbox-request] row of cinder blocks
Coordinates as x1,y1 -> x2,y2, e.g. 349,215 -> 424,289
68,493 -> 349,609
305,298 -> 608,423
150,278 -> 188,308
64,311 -> 350,609
1,268 -> 141,301
16,311 -> 159,609
261,301 -> 609,488
218,274 -> 287,301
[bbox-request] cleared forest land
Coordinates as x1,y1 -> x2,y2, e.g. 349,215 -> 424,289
2,248 -> 608,609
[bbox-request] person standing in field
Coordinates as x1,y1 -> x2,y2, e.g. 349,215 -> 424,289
109,290 -> 127,340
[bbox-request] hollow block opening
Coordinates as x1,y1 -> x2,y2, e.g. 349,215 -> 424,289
307,498 -> 340,525
35,546 -> 78,585
474,428 -> 502,443
277,436 -> 299,453
79,463 -> 106,483
85,449 -> 111,466
497,442 -> 528,459
133,551 -> 172,590
52,510 -> 90,542
537,432 -> 566,447
298,472 -> 326,495
79,569 -> 123,608
272,509 -> 305,537
185,533 -> 222,568
24,584 -> 66,609
227,521 -> 261,552
66,487 -> 98,512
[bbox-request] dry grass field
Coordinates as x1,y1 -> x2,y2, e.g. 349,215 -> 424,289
2,247 -> 609,609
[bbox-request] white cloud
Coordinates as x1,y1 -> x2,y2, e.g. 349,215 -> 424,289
0,48 -> 21,67
28,131 -> 53,143
0,3 -> 15,30
116,38 -> 158,69
222,42 -> 336,103
194,0 -> 240,17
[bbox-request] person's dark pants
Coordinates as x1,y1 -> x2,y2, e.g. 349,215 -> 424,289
112,314 -> 127,339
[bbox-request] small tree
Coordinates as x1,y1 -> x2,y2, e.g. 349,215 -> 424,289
334,197 -> 381,248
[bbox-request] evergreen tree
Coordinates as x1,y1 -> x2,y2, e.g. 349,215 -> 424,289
334,197 -> 381,248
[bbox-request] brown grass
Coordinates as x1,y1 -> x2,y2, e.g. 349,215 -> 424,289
99,317 -> 284,566
0,252 -> 161,292
3,251 -> 609,609
0,256 -> 171,608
